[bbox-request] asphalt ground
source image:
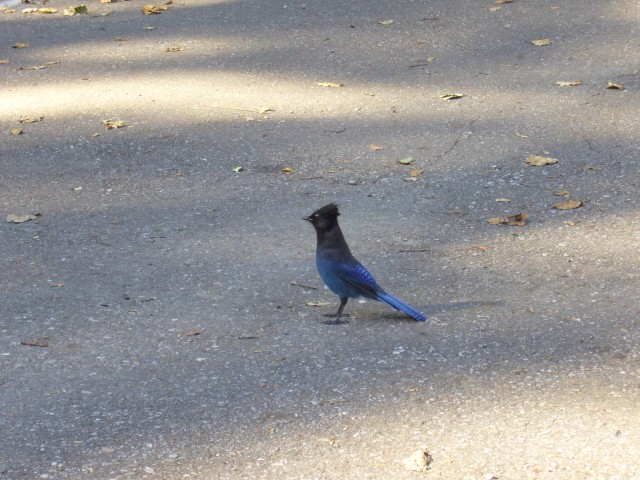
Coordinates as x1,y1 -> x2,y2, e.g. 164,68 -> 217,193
1,0 -> 639,478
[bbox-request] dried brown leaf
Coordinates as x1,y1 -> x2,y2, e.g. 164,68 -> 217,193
553,200 -> 582,210
531,38 -> 552,46
6,213 -> 40,223
10,128 -> 23,135
556,80 -> 582,86
317,82 -> 343,88
606,82 -> 623,90
102,119 -> 126,129
439,93 -> 465,100
142,4 -> 167,14
281,167 -> 294,174
21,338 -> 49,347
369,145 -> 384,151
409,169 -> 424,177
553,190 -> 571,198
184,329 -> 203,336
12,43 -> 29,49
487,212 -> 528,226
18,115 -> 44,123
17,65 -> 46,70
525,154 -> 558,167
0,59 -> 10,65
306,301 -> 332,307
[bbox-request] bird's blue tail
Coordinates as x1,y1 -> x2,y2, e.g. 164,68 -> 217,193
377,291 -> 427,322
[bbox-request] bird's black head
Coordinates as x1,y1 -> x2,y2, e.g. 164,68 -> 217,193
303,203 -> 340,232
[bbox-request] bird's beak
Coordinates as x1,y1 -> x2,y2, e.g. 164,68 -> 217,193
302,216 -> 312,223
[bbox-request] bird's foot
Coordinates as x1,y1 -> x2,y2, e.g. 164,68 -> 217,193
322,318 -> 349,325
323,313 -> 349,318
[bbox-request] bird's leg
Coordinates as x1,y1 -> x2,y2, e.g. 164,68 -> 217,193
323,297 -> 349,325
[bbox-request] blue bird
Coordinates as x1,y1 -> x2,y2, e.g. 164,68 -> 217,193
304,203 -> 427,324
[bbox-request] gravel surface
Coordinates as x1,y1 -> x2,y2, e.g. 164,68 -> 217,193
1,0 -> 639,479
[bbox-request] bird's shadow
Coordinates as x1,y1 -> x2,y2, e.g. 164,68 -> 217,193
318,300 -> 505,324
425,300 -> 505,316
382,300 -> 505,323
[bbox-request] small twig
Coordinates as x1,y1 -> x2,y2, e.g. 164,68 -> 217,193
204,105 -> 257,113
290,281 -> 318,289
398,248 -> 430,253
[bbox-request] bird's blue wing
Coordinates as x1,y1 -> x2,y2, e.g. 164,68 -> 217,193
337,263 -> 382,299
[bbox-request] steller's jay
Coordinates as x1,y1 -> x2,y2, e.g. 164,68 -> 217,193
304,203 -> 427,324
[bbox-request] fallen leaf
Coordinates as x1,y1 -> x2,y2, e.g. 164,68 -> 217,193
10,128 -> 23,135
564,219 -> 580,226
102,119 -> 126,129
306,301 -> 332,307
114,37 -> 127,41
403,449 -> 432,473
142,4 -> 168,14
17,65 -> 46,70
184,329 -> 203,336
409,169 -> 423,177
554,190 -> 571,197
487,212 -> 528,226
257,106 -> 274,114
554,200 -> 582,210
531,38 -> 552,46
63,5 -> 87,15
6,213 -> 40,223
407,57 -> 436,68
144,26 -> 157,30
556,80 -> 582,86
397,157 -> 414,165
281,167 -> 294,174
22,7 -> 58,13
488,6 -> 501,11
439,93 -> 465,100
471,245 -> 490,251
407,386 -> 420,392
378,19 -> 394,25
21,338 -> 49,347
317,82 -> 343,88
496,198 -> 510,202
525,154 -> 558,167
166,46 -> 184,52
12,43 -> 29,48
232,166 -> 243,173
49,282 -> 64,287
0,59 -> 10,65
606,82 -> 623,90
404,177 -> 418,182
369,145 -> 384,151
495,0 -> 514,3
